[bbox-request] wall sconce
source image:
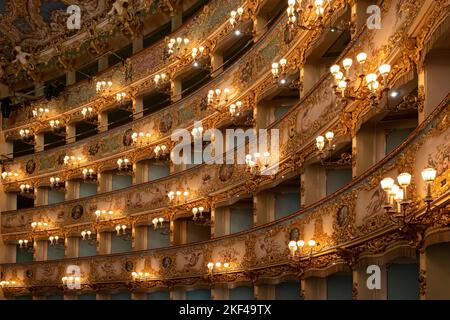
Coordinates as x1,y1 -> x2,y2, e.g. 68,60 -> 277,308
168,190 -> 189,204
48,235 -> 60,246
116,92 -> 127,104
207,88 -> 230,110
115,224 -> 128,236
132,131 -> 152,147
287,0 -> 334,30
288,239 -> 317,257
192,206 -> 212,226
62,275 -> 81,289
1,171 -> 19,182
50,176 -> 65,189
49,120 -> 65,136
32,107 -> 50,118
31,221 -> 49,230
82,168 -> 97,181
229,7 -> 245,35
378,168 -> 449,245
381,168 -> 437,217
81,230 -> 92,240
228,101 -> 243,117
19,129 -> 34,144
95,209 -> 114,219
206,261 -> 230,275
81,107 -> 97,123
330,53 -> 391,105
96,80 -> 113,94
131,271 -> 151,281
191,46 -> 210,68
154,145 -> 168,159
0,280 -> 18,288
271,58 -> 287,83
316,131 -> 335,161
18,239 -> 30,248
152,217 -> 165,229
19,184 -> 33,194
64,155 -> 84,167
245,152 -> 270,175
153,73 -> 171,93
117,158 -> 132,172
166,37 -> 190,59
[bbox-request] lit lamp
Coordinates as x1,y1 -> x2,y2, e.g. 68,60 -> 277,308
115,225 -> 127,235
330,53 -> 391,103
49,235 -> 59,246
421,167 -> 437,205
116,92 -> 126,104
207,88 -> 230,109
229,7 -> 245,35
287,238 -> 316,258
81,230 -> 92,240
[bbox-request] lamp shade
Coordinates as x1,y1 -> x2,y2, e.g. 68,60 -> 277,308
421,168 -> 437,182
380,177 -> 395,191
397,172 -> 412,187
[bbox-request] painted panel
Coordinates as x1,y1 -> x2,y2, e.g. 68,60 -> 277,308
48,189 -> 65,205
387,263 -> 419,300
147,226 -> 170,249
186,289 -> 211,300
275,193 -> 300,220
230,207 -> 253,233
229,286 -> 254,300
326,274 -> 353,300
111,233 -> 132,254
326,169 -> 352,196
112,174 -> 132,191
275,282 -> 301,300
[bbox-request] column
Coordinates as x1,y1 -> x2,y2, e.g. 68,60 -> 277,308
34,240 -> 47,262
253,191 -> 275,226
98,111 -> 108,132
34,81 -> 44,97
303,164 -> 326,206
67,237 -> 78,258
214,206 -> 230,237
96,293 -> 111,300
66,123 -> 76,144
35,187 -> 47,206
254,284 -> 274,300
132,37 -> 143,54
133,96 -> 143,120
171,78 -> 182,103
35,132 -> 44,152
423,50 -> 450,117
212,50 -> 223,76
133,225 -> 148,251
419,250 -> 426,300
212,285 -> 228,300
98,56 -> 108,72
356,264 -> 387,300
64,294 -> 77,300
65,180 -> 79,200
98,232 -> 112,255
303,277 -> 326,300
210,205 -> 216,238
66,71 -> 76,86
98,172 -> 111,193
171,10 -> 183,31
132,292 -> 147,300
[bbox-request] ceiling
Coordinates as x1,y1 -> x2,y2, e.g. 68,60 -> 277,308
0,0 -> 112,58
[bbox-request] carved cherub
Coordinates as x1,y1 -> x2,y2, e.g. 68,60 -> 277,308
108,0 -> 130,17
12,46 -> 39,81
